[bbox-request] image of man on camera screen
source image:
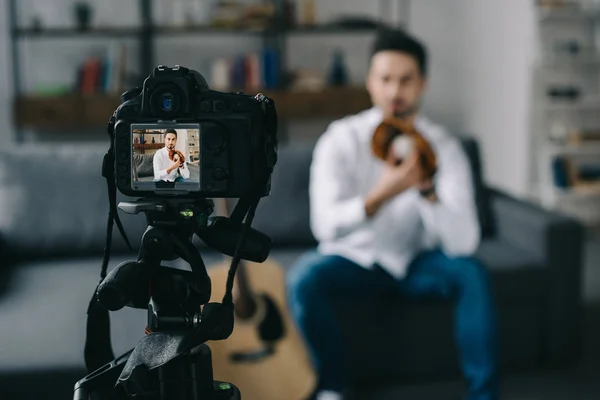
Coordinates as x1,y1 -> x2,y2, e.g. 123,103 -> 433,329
153,128 -> 191,182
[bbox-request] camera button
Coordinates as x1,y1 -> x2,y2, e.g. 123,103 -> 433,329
200,101 -> 211,112
213,101 -> 226,112
212,168 -> 227,180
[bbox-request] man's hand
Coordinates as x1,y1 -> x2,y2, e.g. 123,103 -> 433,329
166,160 -> 181,174
365,151 -> 424,217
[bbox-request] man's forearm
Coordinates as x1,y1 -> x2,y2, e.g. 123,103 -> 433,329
364,189 -> 391,217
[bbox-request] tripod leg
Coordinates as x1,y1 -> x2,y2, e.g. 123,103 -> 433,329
169,232 -> 211,305
73,349 -> 133,400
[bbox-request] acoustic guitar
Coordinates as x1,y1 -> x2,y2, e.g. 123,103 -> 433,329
205,198 -> 316,400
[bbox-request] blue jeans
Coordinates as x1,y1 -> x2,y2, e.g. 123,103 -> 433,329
287,249 -> 499,400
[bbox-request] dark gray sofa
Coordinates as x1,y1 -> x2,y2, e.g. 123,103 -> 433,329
0,137 -> 584,399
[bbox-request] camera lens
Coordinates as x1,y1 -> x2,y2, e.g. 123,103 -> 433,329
149,83 -> 185,118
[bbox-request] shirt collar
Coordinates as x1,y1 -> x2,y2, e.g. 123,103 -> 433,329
366,106 -> 431,132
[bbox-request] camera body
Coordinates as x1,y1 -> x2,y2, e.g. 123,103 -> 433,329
112,65 -> 277,198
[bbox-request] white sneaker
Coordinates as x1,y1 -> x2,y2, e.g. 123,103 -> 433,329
316,390 -> 343,400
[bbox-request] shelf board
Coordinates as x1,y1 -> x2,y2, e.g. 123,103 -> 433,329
13,24 -> 379,39
538,7 -> 600,22
537,182 -> 600,201
14,27 -> 143,38
13,87 -> 372,129
544,97 -> 600,111
285,24 -> 380,34
133,143 -> 163,150
546,142 -> 600,156
155,25 -> 274,35
539,57 -> 600,69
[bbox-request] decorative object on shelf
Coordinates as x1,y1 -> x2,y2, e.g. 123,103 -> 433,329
288,69 -> 325,91
170,0 -> 212,27
209,0 -> 275,30
31,16 -> 43,32
330,16 -> 381,30
73,1 -> 93,31
554,39 -> 582,56
550,120 -> 569,143
547,85 -> 581,101
283,0 -> 296,27
537,0 -> 569,10
569,129 -> 600,143
327,48 -> 349,87
151,136 -> 155,144
551,156 -> 571,188
299,0 -> 316,26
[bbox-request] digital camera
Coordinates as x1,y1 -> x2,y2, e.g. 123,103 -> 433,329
111,65 -> 277,198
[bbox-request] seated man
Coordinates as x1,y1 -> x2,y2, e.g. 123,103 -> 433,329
286,29 -> 499,400
153,128 -> 190,182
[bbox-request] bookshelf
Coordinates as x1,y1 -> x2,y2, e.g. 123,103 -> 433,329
8,0 -> 409,141
531,0 -> 600,226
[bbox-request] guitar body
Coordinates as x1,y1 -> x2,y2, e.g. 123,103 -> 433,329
206,258 -> 316,400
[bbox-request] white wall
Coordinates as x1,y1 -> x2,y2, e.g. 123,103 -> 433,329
0,0 -> 536,197
460,0 -> 537,197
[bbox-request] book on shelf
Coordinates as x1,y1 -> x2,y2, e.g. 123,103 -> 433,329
552,155 -> 600,189
72,45 -> 279,96
74,43 -> 128,95
209,48 -> 280,91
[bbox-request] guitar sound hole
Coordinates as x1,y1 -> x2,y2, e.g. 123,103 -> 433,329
258,294 -> 285,341
229,294 -> 286,364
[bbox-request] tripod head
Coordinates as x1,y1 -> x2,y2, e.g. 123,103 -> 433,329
74,197 -> 271,399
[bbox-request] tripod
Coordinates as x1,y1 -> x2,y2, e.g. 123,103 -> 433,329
73,197 -> 241,399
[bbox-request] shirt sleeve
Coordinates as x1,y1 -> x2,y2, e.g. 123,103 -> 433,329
417,136 -> 481,256
153,150 -> 174,181
309,122 -> 369,242
179,162 -> 190,179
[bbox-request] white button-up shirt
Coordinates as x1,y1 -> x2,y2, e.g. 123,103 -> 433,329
153,147 -> 191,182
309,107 -> 480,279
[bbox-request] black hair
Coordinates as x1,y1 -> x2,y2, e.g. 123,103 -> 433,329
371,27 -> 428,76
164,128 -> 177,137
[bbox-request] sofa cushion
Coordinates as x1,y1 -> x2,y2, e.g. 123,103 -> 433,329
0,144 -> 149,262
133,154 -> 154,177
230,143 -> 318,247
475,238 -> 545,300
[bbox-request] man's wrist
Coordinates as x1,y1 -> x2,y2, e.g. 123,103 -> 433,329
365,189 -> 388,217
419,185 -> 438,203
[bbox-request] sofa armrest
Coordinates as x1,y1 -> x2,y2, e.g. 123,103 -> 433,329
489,188 -> 585,366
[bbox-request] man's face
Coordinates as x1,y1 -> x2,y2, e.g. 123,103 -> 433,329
165,133 -> 177,150
366,50 -> 427,119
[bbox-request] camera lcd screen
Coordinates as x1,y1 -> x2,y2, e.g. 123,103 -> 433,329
131,123 -> 201,193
